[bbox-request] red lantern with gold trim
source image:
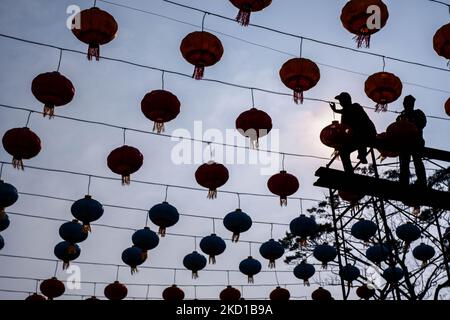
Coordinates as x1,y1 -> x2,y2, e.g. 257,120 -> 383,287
267,171 -> 299,206
220,286 -> 241,301
195,161 -> 229,199
104,281 -> 128,300
107,145 -> 143,185
445,98 -> 450,117
320,121 -> 354,151
433,23 -> 450,67
2,127 -> 41,170
269,287 -> 291,301
236,107 -> 272,149
40,277 -> 65,300
162,285 -> 185,301
365,71 -> 403,112
141,90 -> 181,134
229,0 -> 272,26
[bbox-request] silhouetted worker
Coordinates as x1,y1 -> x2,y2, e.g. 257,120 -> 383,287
397,95 -> 427,188
330,92 -> 377,173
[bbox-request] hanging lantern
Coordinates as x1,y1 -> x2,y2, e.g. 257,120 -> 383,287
293,260 -> 316,286
122,246 -> 146,274
235,107 -> 272,149
259,239 -> 284,268
412,243 -> 435,267
2,127 -> 41,170
0,180 -> 18,218
376,132 -> 399,161
148,201 -> 179,237
107,145 -> 144,185
162,285 -> 185,301
0,214 -> 10,232
31,72 -> 75,118
40,277 -> 65,300
141,90 -> 181,134
104,281 -> 128,300
382,266 -> 404,283
199,233 -> 226,264
180,31 -> 224,80
386,120 -> 422,153
338,190 -> 364,206
339,265 -> 361,284
223,209 -> 252,242
396,222 -> 421,250
313,243 -> 337,269
350,219 -> 377,243
0,234 -> 4,251
220,286 -> 241,301
320,121 -> 354,153
71,195 -> 104,233
311,287 -> 333,301
54,241 -> 81,270
25,293 -> 47,301
183,251 -> 207,279
365,243 -> 390,264
195,161 -> 229,199
239,256 -> 262,284
356,284 -> 376,300
269,287 -> 290,301
340,0 -> 389,48
71,7 -> 118,61
433,23 -> 450,67
59,220 -> 88,244
132,227 -> 160,259
267,171 -> 299,206
289,214 -> 318,245
445,98 -> 450,117
365,72 -> 403,112
229,0 -> 272,26
279,58 -> 320,104
85,296 -> 100,301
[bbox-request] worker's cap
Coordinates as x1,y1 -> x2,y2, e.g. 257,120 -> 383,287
404,95 -> 416,102
335,92 -> 351,101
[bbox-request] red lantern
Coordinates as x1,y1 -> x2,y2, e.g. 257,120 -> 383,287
107,145 -> 144,185
356,284 -> 376,300
386,120 -> 422,153
2,127 -> 41,170
31,72 -> 75,118
269,287 -> 290,301
236,107 -> 272,148
40,277 -> 65,300
320,121 -> 353,151
229,0 -> 272,26
311,287 -> 333,301
25,293 -> 47,301
279,58 -> 320,104
340,0 -> 389,48
71,7 -> 118,61
195,162 -> 229,199
267,171 -> 299,206
338,190 -> 364,205
365,72 -> 403,112
104,281 -> 128,300
445,98 -> 450,117
141,90 -> 181,134
220,286 -> 241,301
180,31 -> 224,80
433,23 -> 450,67
376,132 -> 399,161
162,285 -> 185,301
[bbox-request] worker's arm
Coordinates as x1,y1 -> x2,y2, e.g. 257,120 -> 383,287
329,102 -> 343,114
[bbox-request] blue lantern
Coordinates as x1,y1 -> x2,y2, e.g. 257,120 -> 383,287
59,220 -> 88,244
0,213 -> 10,232
293,260 -> 315,286
239,256 -> 262,283
223,209 -> 252,242
383,266 -> 404,283
396,222 -> 421,249
339,265 -> 360,283
289,214 -> 318,245
366,244 -> 390,264
351,219 -> 378,243
0,234 -> 4,250
0,180 -> 18,218
71,195 -> 104,233
199,234 -> 226,264
148,202 -> 179,237
313,243 -> 337,269
122,246 -> 146,274
183,251 -> 207,279
259,239 -> 284,268
132,227 -> 160,259
412,243 -> 435,266
54,241 -> 80,270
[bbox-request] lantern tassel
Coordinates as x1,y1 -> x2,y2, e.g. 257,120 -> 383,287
303,280 -> 310,287
236,9 -> 251,27
247,276 -> 254,284
268,260 -> 276,269
375,103 -> 388,113
153,122 -> 165,134
43,104 -> 55,118
0,208 -> 5,219
293,90 -> 304,104
12,158 -> 24,170
280,197 -> 288,207
122,175 -> 131,186
322,263 -> 328,270
297,237 -> 308,247
82,223 -> 91,234
87,43 -> 100,61
193,66 -> 205,80
353,34 -> 371,49
250,137 -> 259,150
207,189 -> 218,199
209,255 -> 216,264
141,251 -> 148,261
232,233 -> 240,243
158,227 -> 167,237
131,267 -> 138,275
63,261 -> 70,270
192,271 -> 199,279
